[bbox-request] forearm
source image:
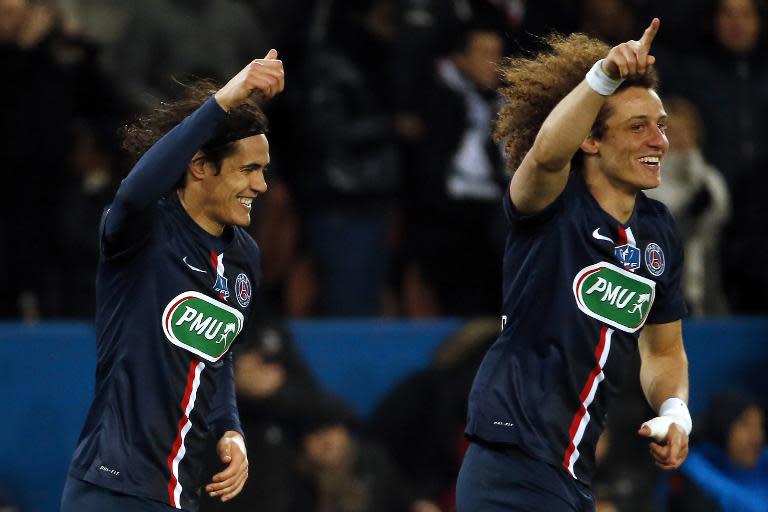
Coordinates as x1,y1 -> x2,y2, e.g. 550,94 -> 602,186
530,80 -> 607,171
640,339 -> 689,411
207,353 -> 243,438
115,97 -> 225,212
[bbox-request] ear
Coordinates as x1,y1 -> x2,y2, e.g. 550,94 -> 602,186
187,150 -> 208,181
580,135 -> 600,156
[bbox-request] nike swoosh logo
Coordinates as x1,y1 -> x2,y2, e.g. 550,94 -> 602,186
592,228 -> 614,243
183,256 -> 207,273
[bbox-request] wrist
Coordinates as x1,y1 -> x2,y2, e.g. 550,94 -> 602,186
223,431 -> 246,454
659,397 -> 692,435
585,59 -> 624,96
213,91 -> 233,113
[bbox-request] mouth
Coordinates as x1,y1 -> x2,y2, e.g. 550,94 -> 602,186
638,155 -> 661,171
238,197 -> 254,211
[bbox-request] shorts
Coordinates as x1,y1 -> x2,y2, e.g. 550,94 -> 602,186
456,440 -> 595,512
61,476 -> 179,512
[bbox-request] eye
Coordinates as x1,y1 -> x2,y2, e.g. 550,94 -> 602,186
631,123 -> 644,132
657,123 -> 668,133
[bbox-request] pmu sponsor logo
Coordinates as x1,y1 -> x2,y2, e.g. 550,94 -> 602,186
573,262 -> 656,333
162,291 -> 244,362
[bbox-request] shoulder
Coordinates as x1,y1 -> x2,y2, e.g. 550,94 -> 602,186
233,227 -> 260,257
637,192 -> 679,232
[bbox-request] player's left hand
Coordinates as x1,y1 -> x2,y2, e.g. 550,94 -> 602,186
638,422 -> 688,469
206,431 -> 248,502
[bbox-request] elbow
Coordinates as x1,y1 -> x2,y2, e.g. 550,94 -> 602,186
113,184 -> 145,213
529,136 -> 572,173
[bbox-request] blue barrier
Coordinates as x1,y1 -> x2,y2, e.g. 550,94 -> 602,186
1,318 -> 766,512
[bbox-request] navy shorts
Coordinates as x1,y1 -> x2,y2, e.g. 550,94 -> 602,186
61,476 -> 178,512
456,441 -> 595,512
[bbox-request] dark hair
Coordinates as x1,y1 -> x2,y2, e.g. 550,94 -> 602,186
122,78 -> 268,188
494,32 -> 658,173
446,18 -> 505,57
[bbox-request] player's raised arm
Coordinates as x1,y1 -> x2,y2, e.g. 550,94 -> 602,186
507,18 -> 660,214
104,51 -> 284,252
216,49 -> 285,112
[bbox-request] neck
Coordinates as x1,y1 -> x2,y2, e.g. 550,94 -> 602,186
583,165 -> 637,224
177,188 -> 224,236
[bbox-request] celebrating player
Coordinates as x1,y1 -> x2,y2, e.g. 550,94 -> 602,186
456,19 -> 691,511
61,51 -> 284,511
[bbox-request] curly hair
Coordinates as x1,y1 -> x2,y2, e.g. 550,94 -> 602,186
122,79 -> 268,186
494,33 -> 658,173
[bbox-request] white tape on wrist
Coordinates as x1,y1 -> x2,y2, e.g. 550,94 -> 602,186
228,434 -> 246,456
585,59 -> 625,96
641,397 -> 692,442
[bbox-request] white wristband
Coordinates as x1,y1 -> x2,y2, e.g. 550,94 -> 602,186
641,397 -> 692,442
585,59 -> 625,96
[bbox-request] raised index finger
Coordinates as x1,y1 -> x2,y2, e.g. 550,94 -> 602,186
639,18 -> 660,51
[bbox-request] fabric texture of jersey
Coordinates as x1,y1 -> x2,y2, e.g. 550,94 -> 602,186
465,169 -> 687,483
68,97 -> 259,511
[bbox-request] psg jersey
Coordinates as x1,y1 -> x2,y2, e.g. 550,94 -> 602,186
68,98 -> 259,510
465,169 -> 687,483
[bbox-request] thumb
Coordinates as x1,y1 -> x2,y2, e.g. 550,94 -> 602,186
638,425 -> 652,437
264,48 -> 278,60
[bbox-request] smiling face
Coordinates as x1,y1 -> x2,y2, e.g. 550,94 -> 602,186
585,87 -> 669,194
197,134 -> 270,233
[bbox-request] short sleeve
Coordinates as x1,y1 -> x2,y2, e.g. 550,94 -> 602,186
647,219 -> 688,324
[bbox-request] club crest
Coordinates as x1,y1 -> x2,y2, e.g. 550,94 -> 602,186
644,243 -> 665,276
235,273 -> 252,308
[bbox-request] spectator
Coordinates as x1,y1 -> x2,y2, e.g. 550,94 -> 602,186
99,0 -> 262,107
297,0 -> 400,316
293,393 -> 411,512
668,392 -> 768,511
200,319 -> 318,512
579,0 -> 637,46
248,179 -> 317,317
644,97 -> 730,315
369,318 -> 500,510
55,121 -> 120,318
0,0 -> 121,319
405,20 -> 506,316
656,0 -> 768,313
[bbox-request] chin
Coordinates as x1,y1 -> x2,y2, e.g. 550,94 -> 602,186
640,181 -> 661,191
228,214 -> 251,227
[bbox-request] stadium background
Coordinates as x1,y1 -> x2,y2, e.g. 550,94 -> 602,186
1,0 -> 766,511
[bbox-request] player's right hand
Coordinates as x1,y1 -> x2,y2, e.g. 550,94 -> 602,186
214,49 -> 285,111
603,18 -> 659,79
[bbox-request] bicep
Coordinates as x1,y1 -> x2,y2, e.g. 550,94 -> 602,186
508,151 -> 571,214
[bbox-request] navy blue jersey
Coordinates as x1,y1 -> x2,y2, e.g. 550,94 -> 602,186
68,98 -> 259,511
466,169 -> 687,483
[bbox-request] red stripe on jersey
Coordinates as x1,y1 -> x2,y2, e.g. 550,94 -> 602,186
164,297 -> 189,335
166,360 -> 199,507
562,326 -> 610,477
210,251 -> 218,274
617,225 -> 628,245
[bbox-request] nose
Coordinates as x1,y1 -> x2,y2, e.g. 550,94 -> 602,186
250,170 -> 267,193
649,125 -> 669,151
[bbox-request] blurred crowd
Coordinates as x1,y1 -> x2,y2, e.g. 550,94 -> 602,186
189,318 -> 768,511
1,0 -> 767,320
